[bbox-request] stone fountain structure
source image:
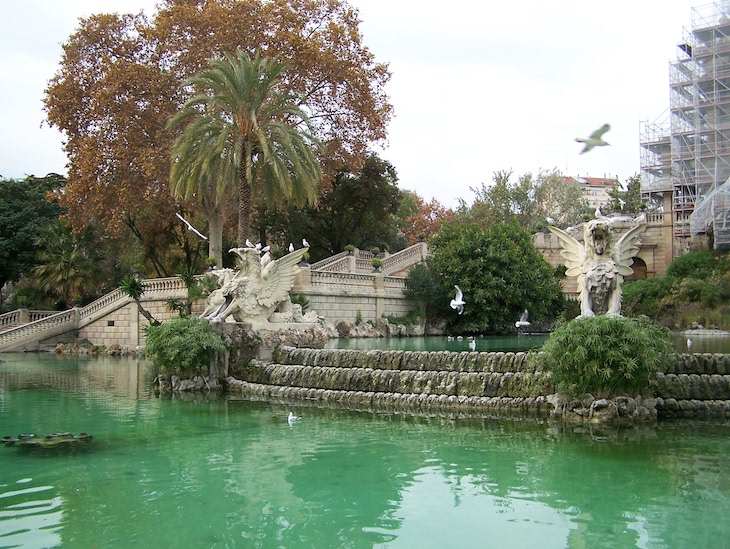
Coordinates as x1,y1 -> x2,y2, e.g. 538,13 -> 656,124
549,218 -> 646,317
201,245 -> 329,378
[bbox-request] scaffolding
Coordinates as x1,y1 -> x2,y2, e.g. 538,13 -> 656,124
641,1 -> 730,251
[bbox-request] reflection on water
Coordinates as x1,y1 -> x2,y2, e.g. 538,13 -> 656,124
1,354 -> 730,547
0,480 -> 63,548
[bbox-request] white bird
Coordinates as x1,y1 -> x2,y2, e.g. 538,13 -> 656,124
575,123 -> 611,154
618,198 -> 626,210
595,206 -> 607,220
175,213 -> 208,240
245,238 -> 254,248
687,338 -> 693,349
288,412 -> 301,424
255,242 -> 262,250
546,216 -> 555,224
450,285 -> 465,315
261,245 -> 270,253
469,339 -> 476,351
515,310 -> 531,329
289,242 -> 295,253
302,238 -> 310,247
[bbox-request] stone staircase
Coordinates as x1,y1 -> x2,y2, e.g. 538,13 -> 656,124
0,278 -> 188,352
309,243 -> 427,276
225,348 -> 730,420
0,246 -> 423,352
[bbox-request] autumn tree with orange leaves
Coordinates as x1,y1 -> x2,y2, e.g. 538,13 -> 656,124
44,0 -> 392,276
401,191 -> 453,245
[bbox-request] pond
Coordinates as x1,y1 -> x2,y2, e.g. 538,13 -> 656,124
325,333 -> 730,354
2,353 -> 730,548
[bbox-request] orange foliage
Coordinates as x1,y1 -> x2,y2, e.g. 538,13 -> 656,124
402,191 -> 453,245
44,0 -> 392,241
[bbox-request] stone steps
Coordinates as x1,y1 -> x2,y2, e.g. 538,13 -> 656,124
225,347 -> 730,420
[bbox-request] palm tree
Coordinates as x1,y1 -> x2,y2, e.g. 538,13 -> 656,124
168,48 -> 322,249
30,221 -> 104,307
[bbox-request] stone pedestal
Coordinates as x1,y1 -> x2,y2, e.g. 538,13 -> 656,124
210,322 -> 329,377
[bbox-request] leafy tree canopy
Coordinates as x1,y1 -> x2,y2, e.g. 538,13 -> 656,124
44,0 -> 392,271
0,174 -> 65,302
400,191 -> 453,245
426,219 -> 564,332
457,169 -> 588,232
263,153 -> 405,260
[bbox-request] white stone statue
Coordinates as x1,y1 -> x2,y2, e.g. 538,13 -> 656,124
202,246 -> 316,324
549,219 -> 646,318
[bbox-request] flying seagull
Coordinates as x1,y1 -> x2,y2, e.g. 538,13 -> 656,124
175,213 -> 207,240
575,123 -> 611,154
515,310 -> 531,329
288,412 -> 301,424
450,285 -> 465,315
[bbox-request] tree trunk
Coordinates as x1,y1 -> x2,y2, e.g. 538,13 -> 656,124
237,158 -> 252,246
208,214 -> 225,267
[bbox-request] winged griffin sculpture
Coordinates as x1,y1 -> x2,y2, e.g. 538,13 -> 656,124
549,219 -> 646,318
201,246 -> 317,324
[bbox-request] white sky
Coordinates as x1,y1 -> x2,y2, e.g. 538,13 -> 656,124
0,0 -> 704,208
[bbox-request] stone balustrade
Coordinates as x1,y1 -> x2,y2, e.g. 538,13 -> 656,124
0,309 -> 79,351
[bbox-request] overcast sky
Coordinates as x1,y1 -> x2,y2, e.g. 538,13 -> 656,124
0,0 -> 706,207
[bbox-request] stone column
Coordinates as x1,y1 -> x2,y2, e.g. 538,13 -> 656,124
130,303 -> 140,348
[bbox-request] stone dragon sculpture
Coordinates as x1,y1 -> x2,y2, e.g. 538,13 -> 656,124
549,219 -> 646,318
202,246 -> 317,324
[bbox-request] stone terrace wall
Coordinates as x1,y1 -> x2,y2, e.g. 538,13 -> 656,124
225,348 -> 730,420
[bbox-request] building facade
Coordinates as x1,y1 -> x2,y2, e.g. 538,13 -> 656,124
641,1 -> 730,256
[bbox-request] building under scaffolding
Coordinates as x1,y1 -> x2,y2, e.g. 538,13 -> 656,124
640,1 -> 730,253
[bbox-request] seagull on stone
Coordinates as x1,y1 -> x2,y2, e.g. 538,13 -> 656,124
515,310 -> 531,329
245,238 -> 254,248
450,285 -> 465,315
289,242 -> 295,253
175,213 -> 207,240
288,412 -> 301,424
302,238 -> 310,247
469,339 -> 476,351
595,206 -> 607,220
546,216 -> 555,224
575,123 -> 611,154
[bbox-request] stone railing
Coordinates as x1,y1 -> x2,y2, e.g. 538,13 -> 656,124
309,243 -> 427,276
381,243 -> 427,275
309,251 -> 349,271
225,348 -> 730,420
309,271 -> 379,292
0,310 -> 57,331
0,309 -> 80,352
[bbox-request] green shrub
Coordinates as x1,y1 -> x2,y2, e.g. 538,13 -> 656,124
666,250 -> 715,280
536,315 -> 674,398
143,316 -> 226,378
290,293 -> 310,312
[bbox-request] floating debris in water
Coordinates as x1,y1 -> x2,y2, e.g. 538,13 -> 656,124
2,432 -> 93,449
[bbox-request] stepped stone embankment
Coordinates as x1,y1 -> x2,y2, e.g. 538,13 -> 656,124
224,348 -> 730,421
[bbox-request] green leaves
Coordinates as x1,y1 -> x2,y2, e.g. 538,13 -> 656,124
425,220 -> 564,332
143,316 -> 226,378
538,316 -> 674,398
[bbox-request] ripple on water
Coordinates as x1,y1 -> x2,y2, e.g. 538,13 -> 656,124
0,479 -> 64,548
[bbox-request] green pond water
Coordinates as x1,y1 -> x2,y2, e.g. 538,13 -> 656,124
2,354 -> 730,548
